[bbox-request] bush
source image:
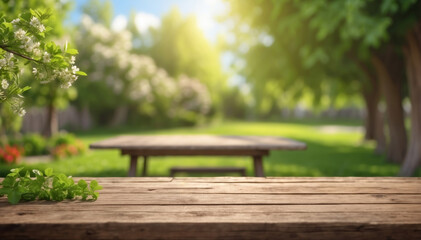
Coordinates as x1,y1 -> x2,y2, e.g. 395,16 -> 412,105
0,145 -> 23,164
50,133 -> 86,160
22,134 -> 48,156
50,133 -> 77,147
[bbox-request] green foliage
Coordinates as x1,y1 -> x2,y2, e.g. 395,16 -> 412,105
50,132 -> 77,147
0,167 -> 102,204
74,14 -> 212,127
0,9 -> 85,115
221,0 -> 420,117
81,0 -> 113,27
21,134 -> 48,156
133,8 -> 227,115
49,133 -> 87,160
0,102 -> 23,137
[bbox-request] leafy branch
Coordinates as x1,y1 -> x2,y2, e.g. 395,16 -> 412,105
0,167 -> 103,204
0,44 -> 38,62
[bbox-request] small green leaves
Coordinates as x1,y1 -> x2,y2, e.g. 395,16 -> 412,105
76,71 -> 87,76
78,179 -> 87,188
66,48 -> 78,55
8,191 -> 21,205
44,168 -> 53,176
0,168 -> 102,204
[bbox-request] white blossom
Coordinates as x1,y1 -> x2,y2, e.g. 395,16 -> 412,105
11,18 -> 20,25
14,29 -> 27,40
70,56 -> 76,64
42,52 -> 51,63
30,16 -> 45,32
18,108 -> 26,117
32,68 -> 38,74
5,53 -> 14,61
1,79 -> 9,89
71,65 -> 79,74
0,59 -> 6,68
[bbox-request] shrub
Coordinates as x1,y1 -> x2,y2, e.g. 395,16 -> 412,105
22,134 -> 48,156
50,133 -> 86,160
0,145 -> 23,164
50,132 -> 77,147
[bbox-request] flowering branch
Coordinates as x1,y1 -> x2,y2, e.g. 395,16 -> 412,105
0,44 -> 38,62
0,9 -> 86,116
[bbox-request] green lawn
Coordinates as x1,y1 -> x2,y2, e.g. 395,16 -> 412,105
2,120 -> 420,177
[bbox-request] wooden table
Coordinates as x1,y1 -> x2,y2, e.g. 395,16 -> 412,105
1,177 -> 420,239
89,135 -> 307,177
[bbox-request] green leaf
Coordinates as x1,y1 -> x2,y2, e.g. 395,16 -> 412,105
45,168 -> 53,177
1,168 -> 102,204
66,48 -> 79,55
90,180 -> 99,189
8,191 -> 21,205
10,167 -> 24,174
2,176 -> 16,187
92,192 -> 99,200
30,9 -> 37,17
76,71 -> 87,76
0,187 -> 10,196
78,180 -> 88,189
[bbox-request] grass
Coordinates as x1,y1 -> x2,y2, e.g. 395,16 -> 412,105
2,120 -> 420,177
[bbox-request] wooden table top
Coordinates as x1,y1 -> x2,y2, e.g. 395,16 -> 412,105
89,135 -> 307,151
1,177 -> 420,239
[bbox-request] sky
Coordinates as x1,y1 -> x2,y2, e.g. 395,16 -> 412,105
69,0 -> 227,42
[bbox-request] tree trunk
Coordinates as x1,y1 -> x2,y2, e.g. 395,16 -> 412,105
400,22 -> 421,176
371,51 -> 407,163
44,103 -> 58,138
80,106 -> 93,130
0,103 -> 8,145
357,60 -> 387,154
362,90 -> 386,154
109,105 -> 128,127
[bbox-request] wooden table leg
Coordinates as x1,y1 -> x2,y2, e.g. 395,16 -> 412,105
129,155 -> 138,177
142,156 -> 148,177
253,155 -> 265,177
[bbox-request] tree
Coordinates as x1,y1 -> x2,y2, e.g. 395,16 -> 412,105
131,8 -> 227,116
74,16 -> 211,126
0,9 -> 84,139
222,0 -> 421,174
400,16 -> 421,176
1,0 -> 79,137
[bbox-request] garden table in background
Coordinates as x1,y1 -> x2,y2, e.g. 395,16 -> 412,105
1,177 -> 420,239
89,135 -> 307,177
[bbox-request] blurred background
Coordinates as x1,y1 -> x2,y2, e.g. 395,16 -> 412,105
1,0 -> 420,177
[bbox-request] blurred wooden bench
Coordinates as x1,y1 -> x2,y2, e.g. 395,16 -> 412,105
90,135 -> 306,177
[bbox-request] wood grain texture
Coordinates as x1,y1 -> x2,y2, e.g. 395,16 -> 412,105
0,177 -> 420,240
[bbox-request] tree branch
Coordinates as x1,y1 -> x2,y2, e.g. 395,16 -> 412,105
0,44 -> 38,62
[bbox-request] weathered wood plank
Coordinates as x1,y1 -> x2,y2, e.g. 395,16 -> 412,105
1,223 -> 420,240
173,177 -> 421,183
1,208 -> 421,224
92,182 -> 421,194
2,204 -> 421,215
2,193 -> 418,205
1,177 -> 420,240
